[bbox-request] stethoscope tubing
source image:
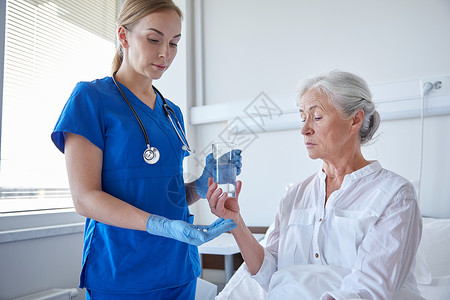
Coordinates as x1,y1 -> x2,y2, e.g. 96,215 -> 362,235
112,72 -> 151,147
111,71 -> 194,162
163,102 -> 191,152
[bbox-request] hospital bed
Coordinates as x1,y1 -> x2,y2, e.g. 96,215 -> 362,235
212,217 -> 450,300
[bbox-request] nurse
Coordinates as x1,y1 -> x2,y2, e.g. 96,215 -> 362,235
51,0 -> 240,299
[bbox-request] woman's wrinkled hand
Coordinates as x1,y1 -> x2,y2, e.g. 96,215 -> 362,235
206,177 -> 241,223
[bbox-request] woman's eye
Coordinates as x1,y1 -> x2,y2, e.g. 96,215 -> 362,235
169,42 -> 178,47
148,38 -> 159,43
314,116 -> 322,121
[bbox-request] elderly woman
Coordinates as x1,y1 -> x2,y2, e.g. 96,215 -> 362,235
206,70 -> 424,300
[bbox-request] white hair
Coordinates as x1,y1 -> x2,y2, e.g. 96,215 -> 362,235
298,70 -> 380,145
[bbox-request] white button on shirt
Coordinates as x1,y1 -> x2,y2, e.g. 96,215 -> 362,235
251,161 -> 424,300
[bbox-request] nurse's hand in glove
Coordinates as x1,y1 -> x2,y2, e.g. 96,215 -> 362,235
195,149 -> 242,199
146,214 -> 236,246
206,177 -> 242,223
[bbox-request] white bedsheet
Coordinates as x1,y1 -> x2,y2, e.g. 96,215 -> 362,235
417,276 -> 450,300
268,265 -> 349,300
215,264 -> 267,300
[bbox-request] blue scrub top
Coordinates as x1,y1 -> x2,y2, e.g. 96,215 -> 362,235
51,77 -> 200,294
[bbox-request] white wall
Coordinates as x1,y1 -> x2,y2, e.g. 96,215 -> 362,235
0,233 -> 84,299
188,0 -> 450,226
0,211 -> 85,300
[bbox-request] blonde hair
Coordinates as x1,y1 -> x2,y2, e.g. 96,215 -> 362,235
111,0 -> 183,73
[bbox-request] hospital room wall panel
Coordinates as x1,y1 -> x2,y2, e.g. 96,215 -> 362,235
188,0 -> 450,225
0,231 -> 85,300
200,0 -> 450,105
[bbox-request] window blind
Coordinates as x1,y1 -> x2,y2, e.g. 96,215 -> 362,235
0,0 -> 117,213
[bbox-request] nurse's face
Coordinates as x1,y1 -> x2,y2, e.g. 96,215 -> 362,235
299,89 -> 354,161
121,10 -> 181,80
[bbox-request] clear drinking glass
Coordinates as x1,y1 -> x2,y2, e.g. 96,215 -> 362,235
212,142 -> 237,196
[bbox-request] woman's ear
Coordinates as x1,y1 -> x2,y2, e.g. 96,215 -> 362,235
117,26 -> 129,48
351,109 -> 364,134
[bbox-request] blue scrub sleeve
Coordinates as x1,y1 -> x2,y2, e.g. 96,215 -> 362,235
51,82 -> 105,153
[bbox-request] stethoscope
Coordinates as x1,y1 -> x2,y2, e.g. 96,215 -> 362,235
112,71 -> 194,164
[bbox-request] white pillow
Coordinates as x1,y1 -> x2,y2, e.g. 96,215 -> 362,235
413,244 -> 432,284
420,218 -> 450,277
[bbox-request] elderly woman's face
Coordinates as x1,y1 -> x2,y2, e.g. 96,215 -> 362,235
299,89 -> 354,161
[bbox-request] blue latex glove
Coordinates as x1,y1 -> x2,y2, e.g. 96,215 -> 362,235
146,215 -> 237,246
195,149 -> 242,198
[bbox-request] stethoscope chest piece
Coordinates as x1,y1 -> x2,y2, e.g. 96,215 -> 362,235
143,146 -> 160,164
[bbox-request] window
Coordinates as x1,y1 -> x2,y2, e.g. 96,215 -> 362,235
0,0 -> 118,213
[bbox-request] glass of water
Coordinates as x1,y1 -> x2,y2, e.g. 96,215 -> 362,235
212,142 -> 237,196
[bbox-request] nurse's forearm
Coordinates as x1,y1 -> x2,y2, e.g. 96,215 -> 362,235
232,214 -> 265,275
65,132 -> 150,231
185,181 -> 201,205
72,189 -> 150,231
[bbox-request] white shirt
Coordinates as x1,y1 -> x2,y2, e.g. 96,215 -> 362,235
251,161 -> 424,300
